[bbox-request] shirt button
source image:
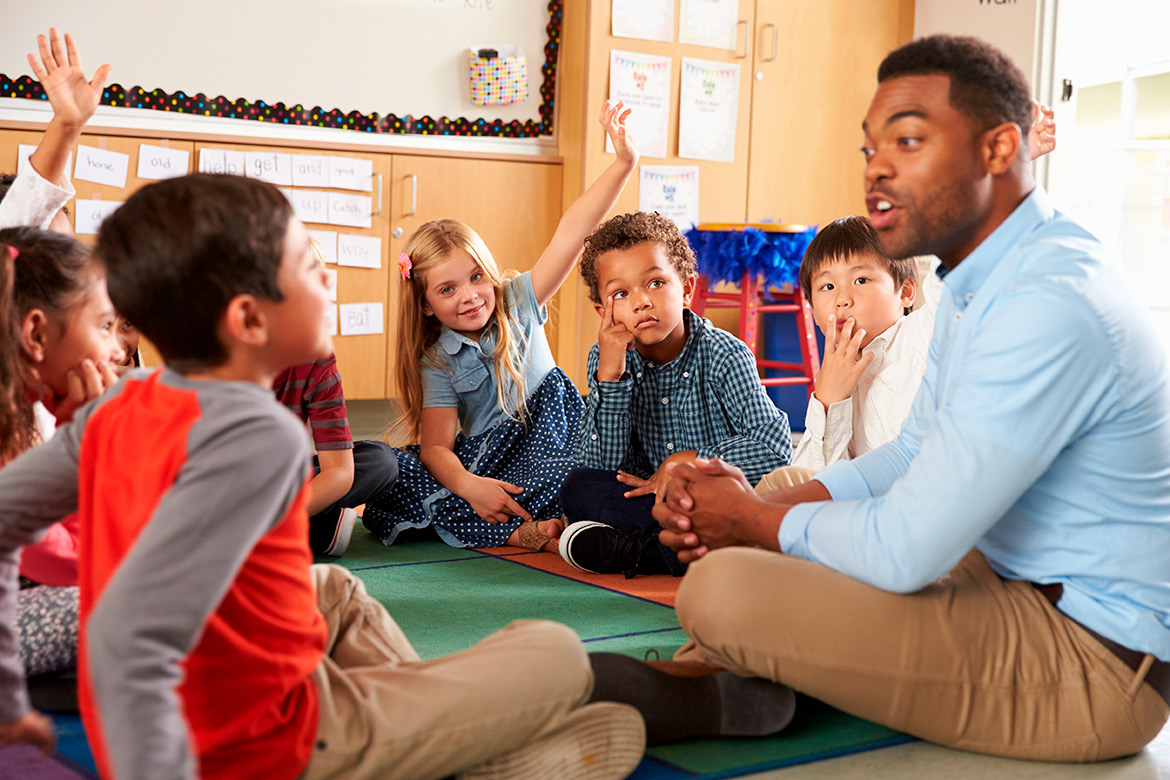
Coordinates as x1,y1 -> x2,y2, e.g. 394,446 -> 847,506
661,397 -> 669,405
954,312 -> 962,322
667,442 -> 674,450
865,376 -> 874,385
683,372 -> 690,378
591,434 -> 598,440
965,292 -> 975,302
637,372 -> 643,379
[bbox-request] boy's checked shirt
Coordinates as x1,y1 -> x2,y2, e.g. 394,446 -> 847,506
576,309 -> 792,486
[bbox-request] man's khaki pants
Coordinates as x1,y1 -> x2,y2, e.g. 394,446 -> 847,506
301,564 -> 594,780
674,546 -> 1168,761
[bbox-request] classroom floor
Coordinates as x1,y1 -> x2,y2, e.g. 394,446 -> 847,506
741,723 -> 1170,779
348,401 -> 1170,779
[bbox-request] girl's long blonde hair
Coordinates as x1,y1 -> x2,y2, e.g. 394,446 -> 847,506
390,219 -> 528,444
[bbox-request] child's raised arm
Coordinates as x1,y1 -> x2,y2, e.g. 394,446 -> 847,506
26,29 -> 111,187
530,101 -> 638,307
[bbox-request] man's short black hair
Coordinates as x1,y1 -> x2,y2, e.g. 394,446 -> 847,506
97,174 -> 292,370
879,35 -> 1033,151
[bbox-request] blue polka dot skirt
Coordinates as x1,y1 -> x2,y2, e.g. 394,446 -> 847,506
363,368 -> 585,548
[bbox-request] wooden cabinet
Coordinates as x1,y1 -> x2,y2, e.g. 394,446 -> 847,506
385,155 -> 564,391
556,0 -> 914,388
1,126 -> 564,402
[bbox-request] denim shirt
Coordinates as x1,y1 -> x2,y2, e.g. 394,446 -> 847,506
421,272 -> 556,438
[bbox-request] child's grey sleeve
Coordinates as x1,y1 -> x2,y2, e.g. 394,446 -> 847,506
86,402 -> 310,780
0,420 -> 85,723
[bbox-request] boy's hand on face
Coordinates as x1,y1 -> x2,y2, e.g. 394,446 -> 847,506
0,710 -> 57,756
813,316 -> 875,409
463,475 -> 534,525
600,99 -> 638,167
597,295 -> 635,382
28,29 -> 110,129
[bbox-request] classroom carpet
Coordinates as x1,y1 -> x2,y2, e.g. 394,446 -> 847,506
2,528 -> 913,779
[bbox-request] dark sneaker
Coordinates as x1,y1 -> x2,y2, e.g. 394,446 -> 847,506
559,522 -> 669,578
323,507 -> 358,557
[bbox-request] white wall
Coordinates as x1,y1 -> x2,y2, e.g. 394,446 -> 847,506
914,0 -> 1041,86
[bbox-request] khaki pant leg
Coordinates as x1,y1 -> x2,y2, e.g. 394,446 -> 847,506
302,566 -> 593,780
754,466 -> 817,495
673,547 -> 1168,762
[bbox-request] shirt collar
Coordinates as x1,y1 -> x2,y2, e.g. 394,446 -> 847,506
437,325 -> 485,355
939,186 -> 1053,309
628,309 -> 708,377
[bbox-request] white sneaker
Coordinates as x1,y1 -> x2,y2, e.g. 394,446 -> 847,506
323,507 -> 358,557
462,701 -> 645,780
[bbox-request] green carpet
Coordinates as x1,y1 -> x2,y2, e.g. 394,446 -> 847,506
330,529 -> 913,778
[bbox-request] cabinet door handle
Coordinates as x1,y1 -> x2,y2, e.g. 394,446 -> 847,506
762,23 -> 777,62
404,174 -> 418,216
371,173 -> 383,216
736,20 -> 750,59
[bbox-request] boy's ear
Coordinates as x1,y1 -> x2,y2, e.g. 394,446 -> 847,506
220,294 -> 269,349
682,274 -> 697,307
20,309 -> 52,364
900,277 -> 917,309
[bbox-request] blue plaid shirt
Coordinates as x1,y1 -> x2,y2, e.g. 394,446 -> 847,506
576,310 -> 792,485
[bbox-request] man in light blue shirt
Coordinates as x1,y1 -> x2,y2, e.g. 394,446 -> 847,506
635,35 -> 1170,760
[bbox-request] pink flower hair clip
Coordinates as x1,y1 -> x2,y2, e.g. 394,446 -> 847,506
5,246 -> 17,261
398,252 -> 413,280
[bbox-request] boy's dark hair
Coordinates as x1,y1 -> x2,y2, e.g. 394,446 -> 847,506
0,174 -> 16,204
579,212 -> 696,305
799,216 -> 918,315
97,174 -> 291,370
879,35 -> 1033,157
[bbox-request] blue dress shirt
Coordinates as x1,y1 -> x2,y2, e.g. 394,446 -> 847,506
781,187 -> 1170,661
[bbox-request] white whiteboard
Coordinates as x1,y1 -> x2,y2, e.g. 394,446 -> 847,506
0,0 -> 554,133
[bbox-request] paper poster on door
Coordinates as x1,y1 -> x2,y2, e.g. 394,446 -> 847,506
73,199 -> 124,235
611,0 -> 674,42
337,234 -> 382,269
678,58 -> 740,163
679,0 -> 739,50
639,166 -> 699,234
608,50 -> 672,159
339,303 -> 384,336
73,145 -> 129,188
245,152 -> 293,186
137,145 -> 190,180
308,230 -> 338,264
198,148 -> 245,176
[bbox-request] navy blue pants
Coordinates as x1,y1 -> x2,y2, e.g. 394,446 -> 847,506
559,468 -> 685,576
310,440 -> 399,554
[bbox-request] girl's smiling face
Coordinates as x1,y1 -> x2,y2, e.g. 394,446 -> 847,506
28,267 -> 124,397
421,249 -> 497,339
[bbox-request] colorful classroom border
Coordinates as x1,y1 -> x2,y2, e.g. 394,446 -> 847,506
0,1 -> 562,139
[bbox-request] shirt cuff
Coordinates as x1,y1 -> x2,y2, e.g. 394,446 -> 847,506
778,501 -> 820,559
810,460 -> 872,501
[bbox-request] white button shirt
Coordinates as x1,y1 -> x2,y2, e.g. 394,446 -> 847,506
791,265 -> 942,471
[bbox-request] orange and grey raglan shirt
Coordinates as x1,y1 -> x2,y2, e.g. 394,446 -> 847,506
0,368 -> 327,780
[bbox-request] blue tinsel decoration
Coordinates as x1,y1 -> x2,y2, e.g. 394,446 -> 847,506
685,226 -> 817,290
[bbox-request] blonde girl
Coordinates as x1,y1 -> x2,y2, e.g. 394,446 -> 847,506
365,101 -> 637,552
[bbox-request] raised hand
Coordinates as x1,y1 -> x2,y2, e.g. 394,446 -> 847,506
599,99 -> 638,166
812,316 -> 874,409
0,710 -> 56,756
1028,99 -> 1056,161
28,29 -> 111,129
596,295 -> 635,382
463,476 -> 534,525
